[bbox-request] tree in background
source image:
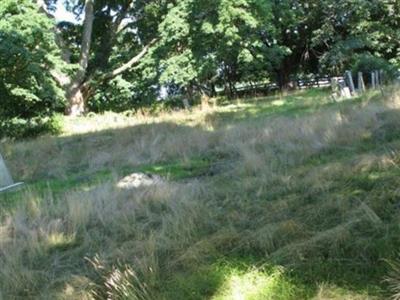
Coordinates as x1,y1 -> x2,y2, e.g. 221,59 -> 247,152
0,0 -> 64,137
38,0 -> 161,116
156,0 -> 285,99
310,0 -> 400,75
1,0 -> 400,138
41,0 -> 400,112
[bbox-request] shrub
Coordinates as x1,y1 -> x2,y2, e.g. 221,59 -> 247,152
0,0 -> 65,138
0,114 -> 63,139
351,54 -> 398,82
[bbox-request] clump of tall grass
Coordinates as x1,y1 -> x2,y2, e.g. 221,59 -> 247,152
0,179 -> 214,298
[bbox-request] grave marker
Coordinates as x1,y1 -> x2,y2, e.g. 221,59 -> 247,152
345,70 -> 356,95
375,70 -> 380,87
371,72 -> 376,89
358,72 -> 365,92
331,77 -> 340,101
0,153 -> 23,193
340,87 -> 352,99
182,98 -> 191,110
379,70 -> 384,85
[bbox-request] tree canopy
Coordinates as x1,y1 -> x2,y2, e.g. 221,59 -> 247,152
0,0 -> 64,137
0,0 -> 399,136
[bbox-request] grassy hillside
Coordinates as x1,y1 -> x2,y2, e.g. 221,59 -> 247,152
2,88 -> 400,299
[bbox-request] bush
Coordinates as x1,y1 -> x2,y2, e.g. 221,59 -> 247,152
88,76 -> 159,113
0,0 -> 65,138
0,115 -> 63,139
351,54 -> 398,83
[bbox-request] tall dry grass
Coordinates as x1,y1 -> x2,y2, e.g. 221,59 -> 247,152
0,179 -> 212,299
1,86 -> 400,298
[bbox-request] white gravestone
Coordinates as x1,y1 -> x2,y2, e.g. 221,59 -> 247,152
0,153 -> 23,193
358,72 -> 365,92
345,70 -> 356,95
340,87 -> 352,99
371,72 -> 376,89
375,70 -> 380,87
335,79 -> 351,100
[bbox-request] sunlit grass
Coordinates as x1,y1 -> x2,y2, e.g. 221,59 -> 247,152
46,232 -> 77,251
212,266 -> 298,300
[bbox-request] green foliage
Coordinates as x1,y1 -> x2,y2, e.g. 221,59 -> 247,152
155,0 -> 283,98
0,114 -> 63,139
2,0 -> 400,118
89,76 -> 144,113
0,0 -> 65,138
351,54 -> 398,81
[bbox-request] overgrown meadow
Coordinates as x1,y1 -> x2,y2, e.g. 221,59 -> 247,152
2,88 -> 400,299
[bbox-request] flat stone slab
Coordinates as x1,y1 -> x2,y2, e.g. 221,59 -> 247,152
117,173 -> 163,189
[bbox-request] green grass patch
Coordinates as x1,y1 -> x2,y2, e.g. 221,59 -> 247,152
0,157 -> 214,211
137,157 -> 213,180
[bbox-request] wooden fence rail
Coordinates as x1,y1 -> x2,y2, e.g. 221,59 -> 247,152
222,70 -> 385,99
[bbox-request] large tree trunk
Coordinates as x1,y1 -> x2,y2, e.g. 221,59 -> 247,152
65,0 -> 94,116
38,0 -> 156,116
66,84 -> 91,116
277,69 -> 291,91
67,89 -> 85,116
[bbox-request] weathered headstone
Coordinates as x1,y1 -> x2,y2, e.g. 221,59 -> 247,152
0,153 -> 13,187
0,153 -> 23,193
340,87 -> 352,99
375,70 -> 380,87
371,72 -> 376,89
379,70 -> 385,96
358,72 -> 365,92
182,98 -> 191,110
335,78 -> 351,100
331,77 -> 340,101
379,70 -> 384,85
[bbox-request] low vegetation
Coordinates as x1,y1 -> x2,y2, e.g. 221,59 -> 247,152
2,87 -> 400,299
